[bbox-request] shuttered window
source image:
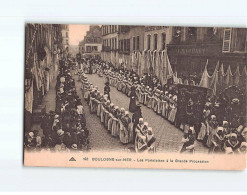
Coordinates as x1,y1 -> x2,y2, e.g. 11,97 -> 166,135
222,28 -> 232,52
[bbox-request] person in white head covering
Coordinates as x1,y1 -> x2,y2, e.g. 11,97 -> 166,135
206,115 -> 219,148
146,127 -> 156,152
119,110 -> 130,144
225,133 -> 241,153
210,126 -> 226,154
180,126 -> 196,153
239,142 -> 247,154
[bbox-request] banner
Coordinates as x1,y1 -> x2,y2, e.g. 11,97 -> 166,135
177,84 -> 208,125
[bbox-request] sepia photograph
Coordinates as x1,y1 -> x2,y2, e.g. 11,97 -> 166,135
23,24 -> 247,169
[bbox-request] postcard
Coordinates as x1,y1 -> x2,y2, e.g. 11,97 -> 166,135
24,24 -> 247,170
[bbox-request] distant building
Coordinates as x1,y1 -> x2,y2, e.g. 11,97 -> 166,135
78,40 -> 85,55
80,25 -> 102,57
61,24 -> 69,49
61,24 -> 69,58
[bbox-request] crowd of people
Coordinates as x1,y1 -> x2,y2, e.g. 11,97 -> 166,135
92,59 -> 247,154
78,58 -> 156,153
24,56 -> 247,155
24,59 -> 89,152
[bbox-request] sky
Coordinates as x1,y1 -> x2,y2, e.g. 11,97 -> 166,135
69,24 -> 90,46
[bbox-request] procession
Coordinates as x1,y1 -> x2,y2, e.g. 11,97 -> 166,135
24,24 -> 247,155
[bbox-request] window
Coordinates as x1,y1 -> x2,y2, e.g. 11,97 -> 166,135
115,37 -> 117,49
133,37 -> 136,50
136,36 -> 140,50
222,28 -> 232,52
86,46 -> 91,52
154,34 -> 158,50
66,32 -> 68,38
147,35 -> 151,50
187,27 -> 197,42
124,39 -> 127,51
93,46 -> 98,51
161,33 -> 166,50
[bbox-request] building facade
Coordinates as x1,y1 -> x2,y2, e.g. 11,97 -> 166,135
167,27 -> 247,80
25,24 -> 64,117
144,26 -> 173,51
101,25 -> 119,65
79,25 -> 102,57
61,24 -> 69,50
118,25 -> 146,72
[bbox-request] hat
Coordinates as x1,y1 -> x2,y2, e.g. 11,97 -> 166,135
223,121 -> 228,126
189,126 -> 194,131
148,127 -> 153,132
71,144 -> 78,150
230,133 -> 237,138
217,126 -> 224,132
115,106 -> 119,110
57,129 -> 65,137
144,122 -> 148,127
139,118 -> 144,123
110,103 -> 114,107
232,98 -> 240,104
211,115 -> 216,120
28,132 -> 34,138
240,142 -> 247,148
54,114 -> 59,119
120,108 -> 125,111
125,111 -> 129,115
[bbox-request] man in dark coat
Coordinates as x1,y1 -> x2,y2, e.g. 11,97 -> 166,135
104,82 -> 111,101
132,104 -> 142,143
129,85 -> 137,113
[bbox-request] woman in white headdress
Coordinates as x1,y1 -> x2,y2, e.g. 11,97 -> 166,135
97,93 -> 104,117
104,100 -> 111,129
111,106 -> 120,137
107,103 -> 115,133
239,142 -> 247,154
168,95 -> 177,123
100,97 -> 107,123
119,110 -> 131,144
161,91 -> 168,118
135,122 -> 149,153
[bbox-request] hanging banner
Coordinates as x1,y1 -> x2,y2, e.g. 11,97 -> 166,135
177,84 -> 208,125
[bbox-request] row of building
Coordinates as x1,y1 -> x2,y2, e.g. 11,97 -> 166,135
78,25 -> 247,79
25,24 -> 69,116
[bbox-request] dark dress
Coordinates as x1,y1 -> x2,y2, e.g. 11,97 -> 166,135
132,107 -> 142,143
129,88 -> 137,113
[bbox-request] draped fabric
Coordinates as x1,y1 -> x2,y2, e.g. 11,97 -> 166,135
25,80 -> 34,113
199,60 -> 247,96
